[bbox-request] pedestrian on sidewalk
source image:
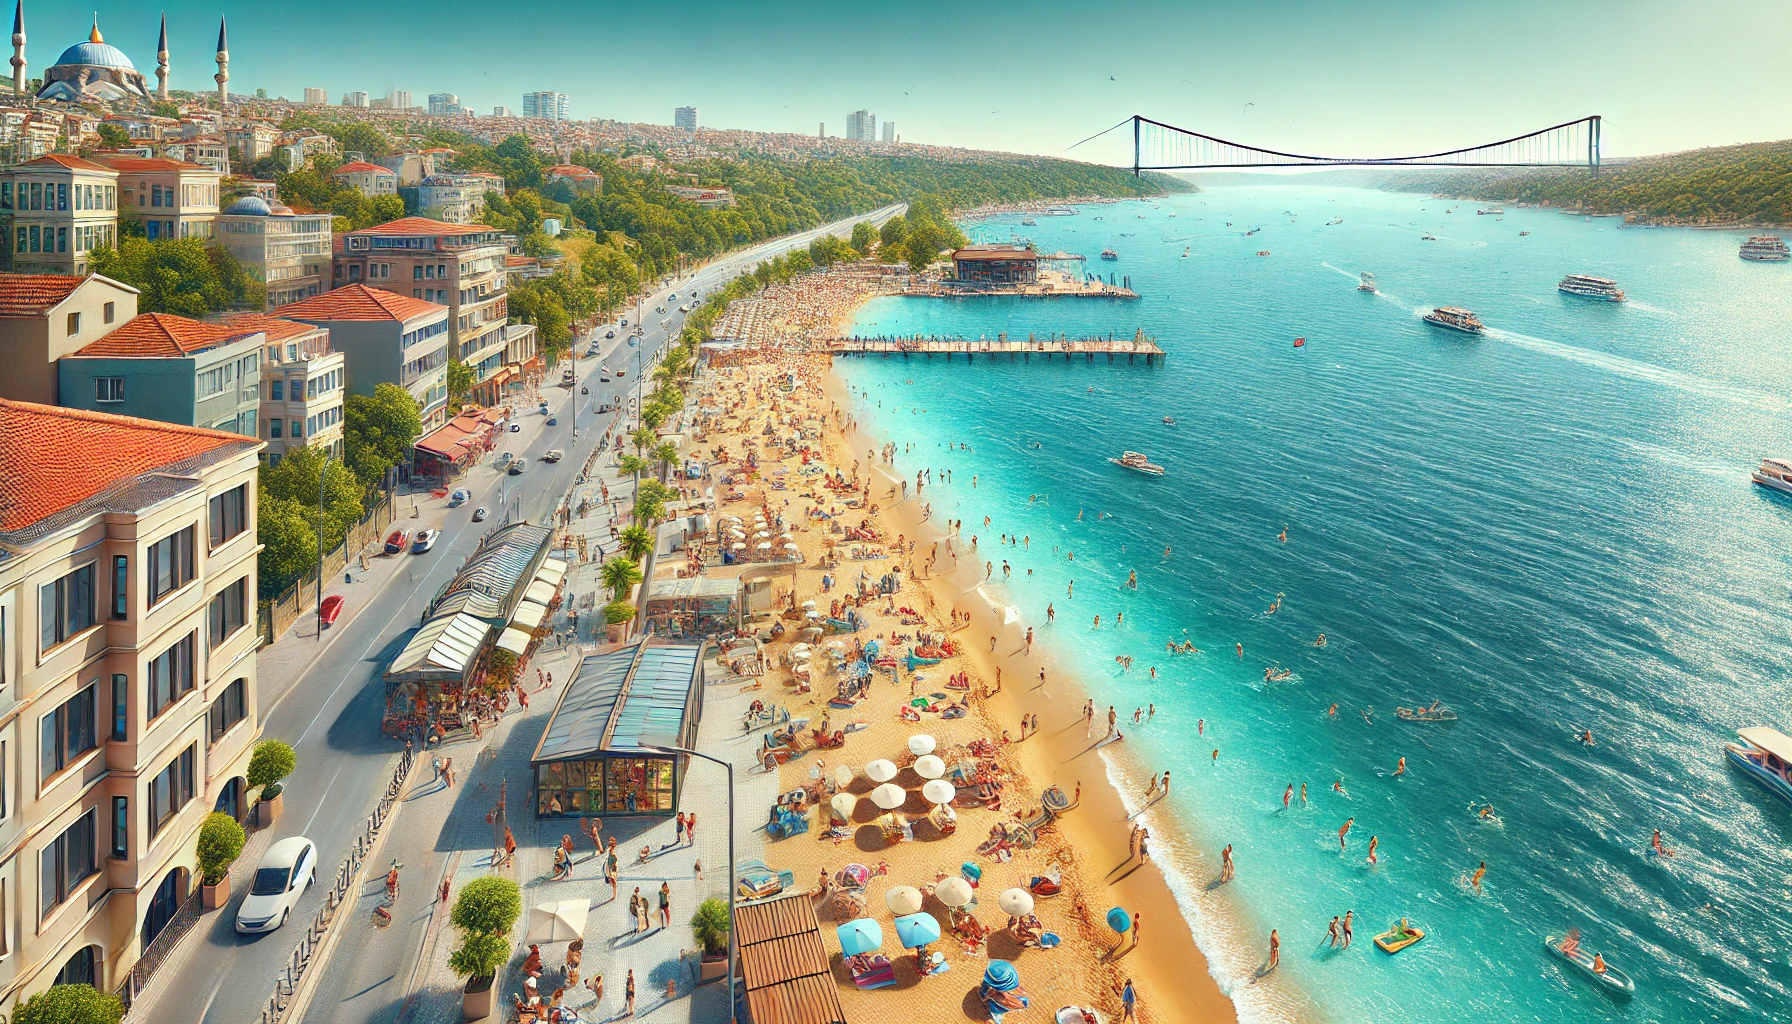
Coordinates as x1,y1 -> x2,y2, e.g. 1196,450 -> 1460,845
442,758 -> 454,788
686,812 -> 697,848
674,812 -> 686,847
553,844 -> 571,881
439,877 -> 451,905
658,881 -> 671,928
503,827 -> 518,868
605,838 -> 619,900
431,755 -> 442,782
625,970 -> 636,1017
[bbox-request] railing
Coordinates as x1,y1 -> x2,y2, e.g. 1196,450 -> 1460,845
257,492 -> 397,643
256,746 -> 416,1024
116,887 -> 204,1013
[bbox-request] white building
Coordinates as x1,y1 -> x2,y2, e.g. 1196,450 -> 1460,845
388,90 -> 412,111
342,91 -> 368,107
882,121 -> 896,143
302,87 -> 327,105
675,106 -> 697,131
845,110 -> 876,142
522,91 -> 568,120
492,106 -> 513,117
428,93 -> 459,116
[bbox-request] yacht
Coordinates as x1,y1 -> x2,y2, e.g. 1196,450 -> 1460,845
1751,457 -> 1792,496
1100,249 -> 1119,261
1740,236 -> 1791,262
1725,728 -> 1792,805
1357,271 -> 1378,293
1477,207 -> 1505,216
1558,274 -> 1626,301
1423,307 -> 1485,334
1108,451 -> 1165,476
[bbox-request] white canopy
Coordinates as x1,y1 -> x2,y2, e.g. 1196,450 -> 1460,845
510,600 -> 549,630
829,792 -> 858,820
495,626 -> 533,655
524,899 -> 588,943
523,580 -> 559,606
385,611 -> 489,681
864,759 -> 898,783
884,885 -> 924,916
921,779 -> 956,805
870,783 -> 907,810
934,877 -> 974,908
907,735 -> 936,756
912,755 -> 945,779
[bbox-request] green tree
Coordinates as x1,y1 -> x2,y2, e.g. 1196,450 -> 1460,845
446,358 -> 476,409
650,440 -> 679,476
879,215 -> 908,248
618,524 -> 654,561
639,404 -> 670,432
89,238 -> 263,315
260,446 -> 364,551
633,480 -> 673,524
247,740 -> 297,800
94,122 -> 130,149
602,558 -> 643,600
448,876 -> 522,981
196,812 -> 247,885
486,648 -> 518,689
344,383 -> 423,490
14,985 -> 123,1024
256,488 -> 318,597
690,897 -> 731,956
629,426 -> 657,454
603,599 -> 637,625
849,220 -> 878,254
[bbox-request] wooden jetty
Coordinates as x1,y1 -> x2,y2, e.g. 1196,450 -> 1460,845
825,329 -> 1164,366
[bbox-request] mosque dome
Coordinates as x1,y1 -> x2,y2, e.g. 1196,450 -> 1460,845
54,26 -> 135,71
223,196 -> 272,216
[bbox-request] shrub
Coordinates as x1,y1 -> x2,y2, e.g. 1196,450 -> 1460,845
196,812 -> 247,885
690,897 -> 730,956
448,931 -> 512,980
604,599 -> 637,625
246,739 -> 297,800
14,985 -> 124,1024
451,876 -> 522,937
487,647 -> 519,687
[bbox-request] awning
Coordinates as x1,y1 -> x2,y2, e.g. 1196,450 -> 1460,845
524,580 -> 559,606
496,626 -> 533,655
535,558 -> 568,586
511,600 -> 549,630
385,612 -> 491,682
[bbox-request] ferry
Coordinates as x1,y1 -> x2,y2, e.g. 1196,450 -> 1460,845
1557,274 -> 1626,301
1423,307 -> 1486,334
1725,727 -> 1792,805
1100,249 -> 1119,261
1750,456 -> 1792,496
1740,236 -> 1791,262
1477,207 -> 1505,216
1357,271 -> 1378,293
1108,451 -> 1165,476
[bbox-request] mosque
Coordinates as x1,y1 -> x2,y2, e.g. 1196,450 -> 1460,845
9,2 -> 229,109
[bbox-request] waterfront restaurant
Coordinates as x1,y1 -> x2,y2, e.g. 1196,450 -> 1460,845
530,640 -> 707,817
950,244 -> 1039,285
643,576 -> 742,637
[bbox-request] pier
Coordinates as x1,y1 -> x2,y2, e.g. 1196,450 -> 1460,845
825,329 -> 1165,365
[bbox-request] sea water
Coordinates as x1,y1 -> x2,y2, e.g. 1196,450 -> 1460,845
837,186 -> 1792,1023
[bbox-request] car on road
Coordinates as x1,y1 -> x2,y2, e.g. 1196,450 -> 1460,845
600,374 -> 610,383
543,449 -> 564,463
509,459 -> 528,475
605,330 -> 616,338
383,528 -> 411,554
448,488 -> 471,507
508,423 -> 521,433
235,837 -> 317,934
472,507 -> 489,522
412,529 -> 440,553
546,415 -> 558,426
619,317 -> 628,326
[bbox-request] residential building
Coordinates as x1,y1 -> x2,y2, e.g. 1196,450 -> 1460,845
275,284 -> 451,430
59,314 -> 265,436
664,185 -> 735,209
427,93 -> 459,116
818,122 -> 825,138
492,106 -> 513,118
342,90 -> 368,107
329,161 -> 398,197
221,313 -> 344,464
164,136 -> 228,176
221,122 -> 276,164
522,91 -> 568,120
674,106 -> 697,131
388,90 -> 412,111
845,110 -> 876,142
214,196 -> 332,309
617,154 -> 658,174
1,154 -> 120,275
0,398 -> 263,1008
234,179 -> 279,201
405,175 -> 489,225
272,130 -> 335,172
882,121 -> 896,143
544,164 -> 601,194
92,155 -> 220,242
303,87 -> 327,105
0,272 -> 139,405
375,151 -> 447,188
332,217 -> 509,405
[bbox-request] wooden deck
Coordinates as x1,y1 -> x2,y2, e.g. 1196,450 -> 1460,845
735,892 -> 847,1024
825,329 -> 1165,365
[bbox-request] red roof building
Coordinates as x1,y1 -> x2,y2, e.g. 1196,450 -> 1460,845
72,313 -> 256,358
274,284 -> 447,322
0,273 -> 142,405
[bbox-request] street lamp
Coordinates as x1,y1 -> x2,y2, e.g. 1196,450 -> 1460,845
316,450 -> 332,641
640,736 -> 734,1024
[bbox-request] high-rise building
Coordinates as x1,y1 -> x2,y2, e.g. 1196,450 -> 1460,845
522,91 -> 569,120
674,106 -> 697,131
303,87 -> 327,105
818,123 -> 826,138
428,92 -> 459,116
845,110 -> 876,142
493,105 -> 514,117
342,90 -> 368,107
882,121 -> 896,143
388,90 -> 412,110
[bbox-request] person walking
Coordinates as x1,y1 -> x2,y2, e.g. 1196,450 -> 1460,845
1268,929 -> 1280,971
658,881 -> 671,928
1342,909 -> 1354,948
605,838 -> 619,900
675,812 -> 687,847
686,812 -> 697,847
1131,911 -> 1142,948
625,969 -> 637,1017
1120,979 -> 1136,1022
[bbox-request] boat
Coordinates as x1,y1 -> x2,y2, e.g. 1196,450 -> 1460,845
1423,307 -> 1485,334
1357,271 -> 1378,293
1181,247 -> 1190,258
1477,207 -> 1505,215
1724,727 -> 1792,805
1256,250 -> 1271,257
1751,457 -> 1792,497
1544,935 -> 1636,999
1162,416 -> 1175,426
1100,249 -> 1119,261
1558,274 -> 1626,301
1292,337 -> 1306,348
1108,451 -> 1165,476
1740,236 -> 1791,262
1396,703 -> 1458,722
1421,233 -> 1438,241
1373,919 -> 1425,954
1328,217 -> 1343,225
1021,218 -> 1037,226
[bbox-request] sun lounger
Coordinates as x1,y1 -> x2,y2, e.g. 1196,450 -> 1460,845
849,954 -> 895,989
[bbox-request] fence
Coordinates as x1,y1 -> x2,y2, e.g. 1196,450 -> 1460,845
258,745 -> 416,1024
258,493 -> 399,643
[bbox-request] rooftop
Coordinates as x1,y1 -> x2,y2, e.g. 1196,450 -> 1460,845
532,641 -> 703,762
0,272 -> 136,317
275,284 -> 447,323
331,161 -> 395,175
952,245 -> 1037,261
220,312 -> 325,343
344,215 -> 497,237
15,153 -> 116,174
92,155 -> 213,174
73,313 -> 258,358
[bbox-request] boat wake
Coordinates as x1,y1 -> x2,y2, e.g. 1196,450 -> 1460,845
1481,327 -> 1789,413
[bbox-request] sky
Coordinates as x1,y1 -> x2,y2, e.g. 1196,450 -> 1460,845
26,0 -> 1792,164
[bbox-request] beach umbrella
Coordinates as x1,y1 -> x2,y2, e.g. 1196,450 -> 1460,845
783,542 -> 800,552
934,876 -> 974,908
864,759 -> 899,783
1106,907 -> 1131,933
885,885 -> 924,916
802,599 -> 817,609
730,542 -> 745,551
870,783 -> 907,810
757,542 -> 772,551
921,779 -> 956,805
837,918 -> 884,957
998,889 -> 1035,918
912,754 -> 946,779
524,900 -> 589,943
834,764 -> 855,788
829,792 -> 858,820
907,734 -> 937,756
893,912 -> 942,949
983,959 -> 1020,993
805,609 -> 822,619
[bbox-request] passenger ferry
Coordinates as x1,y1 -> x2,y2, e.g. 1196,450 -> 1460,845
1357,271 -> 1378,293
1557,274 -> 1626,301
1725,727 -> 1792,805
1740,236 -> 1791,262
1100,249 -> 1119,261
1751,457 -> 1792,496
1108,451 -> 1165,476
1423,307 -> 1485,334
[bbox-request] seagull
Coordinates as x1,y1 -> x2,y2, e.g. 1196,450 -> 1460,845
1244,102 -> 1254,113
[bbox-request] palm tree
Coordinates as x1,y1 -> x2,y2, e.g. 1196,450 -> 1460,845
618,525 -> 654,561
601,558 -> 643,600
650,440 -> 679,478
629,425 -> 658,454
618,453 -> 651,503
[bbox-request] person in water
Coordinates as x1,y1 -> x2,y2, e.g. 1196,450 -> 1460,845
1393,756 -> 1407,777
1651,830 -> 1676,857
1338,818 -> 1353,850
1367,835 -> 1379,865
1314,633 -> 1327,647
1327,916 -> 1341,948
1283,784 -> 1293,810
1470,861 -> 1487,894
1579,728 -> 1596,746
1278,526 -> 1288,543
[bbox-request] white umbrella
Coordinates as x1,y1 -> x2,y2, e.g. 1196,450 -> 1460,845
524,900 -> 590,943
864,759 -> 898,783
834,764 -> 855,789
829,792 -> 858,820
783,543 -> 800,552
921,779 -> 956,805
757,542 -> 772,551
805,609 -> 823,619
934,876 -> 974,908
730,542 -> 745,550
791,650 -> 811,662
885,885 -> 924,917
912,754 -> 946,779
870,783 -> 907,810
802,599 -> 818,609
907,735 -> 937,756
998,888 -> 1035,917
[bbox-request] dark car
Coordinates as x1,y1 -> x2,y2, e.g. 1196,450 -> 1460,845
547,415 -> 558,426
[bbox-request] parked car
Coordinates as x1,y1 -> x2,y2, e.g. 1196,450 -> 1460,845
508,423 -> 521,433
580,386 -> 589,395
412,529 -> 440,553
620,317 -> 628,326
509,459 -> 528,475
472,507 -> 489,522
383,528 -> 411,554
319,594 -> 344,626
546,415 -> 558,426
600,375 -> 611,383
543,450 -> 564,463
235,837 -> 317,934
448,488 -> 471,507
605,330 -> 616,339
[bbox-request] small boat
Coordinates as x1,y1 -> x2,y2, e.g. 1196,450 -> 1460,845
1396,704 -> 1458,722
1162,416 -> 1176,426
1292,337 -> 1306,348
1328,217 -> 1343,225
1374,919 -> 1425,954
1100,249 -> 1119,261
1544,935 -> 1636,999
1421,233 -> 1438,241
1423,307 -> 1485,334
1357,271 -> 1378,293
1519,230 -> 1531,236
1108,451 -> 1165,476
1724,727 -> 1792,805
1256,250 -> 1271,257
1181,247 -> 1190,258
1477,207 -> 1505,215
1751,457 -> 1792,497
1021,218 -> 1037,226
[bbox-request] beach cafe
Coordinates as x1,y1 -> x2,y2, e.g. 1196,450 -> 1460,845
530,639 -> 707,818
642,576 -> 742,638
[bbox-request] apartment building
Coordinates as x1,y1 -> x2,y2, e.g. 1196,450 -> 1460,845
0,398 -> 262,1008
0,154 -> 120,276
404,175 -> 491,224
215,197 -> 332,309
522,91 -> 568,120
92,156 -> 220,243
845,109 -> 876,141
674,106 -> 697,131
302,87 -> 327,105
222,314 -> 344,464
328,161 -> 397,198
0,273 -> 139,405
544,165 -> 601,194
275,284 -> 451,430
58,315 -> 265,437
342,91 -> 368,108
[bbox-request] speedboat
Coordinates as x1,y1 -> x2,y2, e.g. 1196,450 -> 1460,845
1724,727 -> 1792,805
1751,457 -> 1792,497
1358,271 -> 1378,293
1545,934 -> 1635,1000
1519,230 -> 1531,236
1424,307 -> 1485,334
1162,416 -> 1176,426
1108,451 -> 1164,476
1100,249 -> 1119,261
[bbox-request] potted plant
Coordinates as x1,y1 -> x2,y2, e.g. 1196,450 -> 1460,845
486,647 -> 518,690
449,876 -> 522,1020
247,739 -> 297,826
603,599 -> 637,642
690,897 -> 731,982
13,983 -> 124,1024
196,812 -> 247,909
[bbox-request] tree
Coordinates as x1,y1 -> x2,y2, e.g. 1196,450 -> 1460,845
603,599 -> 637,625
89,238 -> 263,315
345,383 -> 423,490
14,986 -> 123,1024
879,215 -> 908,248
247,740 -> 297,800
633,480 -> 672,524
650,440 -> 679,475
629,426 -> 657,454
618,525 -> 654,561
260,446 -> 364,551
256,488 -> 318,597
602,558 -> 643,600
94,123 -> 130,149
690,897 -> 731,956
446,358 -> 476,409
448,876 -> 522,982
486,648 -> 518,689
849,220 -> 878,255
639,404 -> 670,432
196,812 -> 247,885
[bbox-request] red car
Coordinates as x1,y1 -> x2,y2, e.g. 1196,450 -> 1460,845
319,595 -> 345,627
383,528 -> 411,554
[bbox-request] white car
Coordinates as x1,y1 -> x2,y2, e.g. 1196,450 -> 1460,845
235,836 -> 316,934
411,529 -> 440,553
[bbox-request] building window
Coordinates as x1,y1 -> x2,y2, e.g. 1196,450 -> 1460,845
111,796 -> 127,858
209,485 -> 247,548
103,301 -> 115,325
268,419 -> 282,439
111,674 -> 127,741
111,555 -> 127,620
38,564 -> 95,653
291,420 -> 301,439
146,525 -> 194,606
270,380 -> 283,401
39,683 -> 96,782
40,809 -> 96,918
147,631 -> 195,719
148,745 -> 196,839
207,577 -> 246,650
208,678 -> 247,746
65,312 -> 80,336
94,377 -> 125,403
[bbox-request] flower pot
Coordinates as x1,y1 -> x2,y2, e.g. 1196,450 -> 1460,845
700,952 -> 728,983
606,622 -> 628,642
202,875 -> 231,910
462,974 -> 495,1020
257,792 -> 283,826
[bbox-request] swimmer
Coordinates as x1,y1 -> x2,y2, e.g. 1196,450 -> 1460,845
1282,784 -> 1293,810
1327,703 -> 1338,717
1236,642 -> 1244,659
1278,526 -> 1288,543
1338,818 -> 1353,850
1197,718 -> 1204,736
1651,830 -> 1676,858
1314,633 -> 1327,647
1332,779 -> 1348,798
1470,861 -> 1486,894
1367,836 -> 1378,865
1163,545 -> 1172,558
1211,748 -> 1219,763
1126,570 -> 1138,589
1478,804 -> 1496,820
1393,756 -> 1407,777
1300,782 -> 1308,804
1578,728 -> 1595,746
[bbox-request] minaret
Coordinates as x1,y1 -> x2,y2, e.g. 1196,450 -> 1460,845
212,16 -> 228,112
154,12 -> 168,102
9,0 -> 24,99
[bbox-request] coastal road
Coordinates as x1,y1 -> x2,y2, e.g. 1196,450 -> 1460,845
130,203 -> 904,1024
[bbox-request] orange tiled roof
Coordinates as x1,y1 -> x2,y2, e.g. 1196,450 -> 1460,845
331,161 -> 394,175
0,273 -> 92,316
0,398 -> 250,533
546,164 -> 598,176
275,284 -> 447,323
344,216 -> 495,237
73,313 -> 257,358
16,153 -> 116,173
92,155 -> 211,173
221,312 -> 324,342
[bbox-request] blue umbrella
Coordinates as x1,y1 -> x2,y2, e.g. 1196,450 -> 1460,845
893,912 -> 943,948
983,959 -> 1019,990
837,918 -> 884,957
1106,907 -> 1131,933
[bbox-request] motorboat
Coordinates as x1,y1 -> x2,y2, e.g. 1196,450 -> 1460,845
1751,457 -> 1792,496
1740,236 -> 1790,262
1100,249 -> 1119,261
1519,230 -> 1531,236
1162,416 -> 1176,425
1021,218 -> 1037,226
1108,451 -> 1164,476
1558,274 -> 1625,301
1544,934 -> 1635,1000
1358,271 -> 1378,293
1396,703 -> 1458,722
1477,207 -> 1505,215
1724,727 -> 1792,805
1424,307 -> 1485,334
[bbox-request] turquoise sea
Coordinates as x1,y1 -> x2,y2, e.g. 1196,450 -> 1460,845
837,186 -> 1792,1024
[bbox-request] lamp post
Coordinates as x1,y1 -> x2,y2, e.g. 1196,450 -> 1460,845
315,450 -> 331,641
641,738 -> 734,1023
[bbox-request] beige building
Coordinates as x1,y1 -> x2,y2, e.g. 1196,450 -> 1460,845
214,197 -> 332,309
328,161 -> 397,198
223,313 -> 345,463
1,155 -> 120,276
0,399 -> 262,1007
92,156 -> 220,243
0,273 -> 140,405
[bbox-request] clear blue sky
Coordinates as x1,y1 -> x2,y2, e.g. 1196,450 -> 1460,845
32,0 -> 1792,162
